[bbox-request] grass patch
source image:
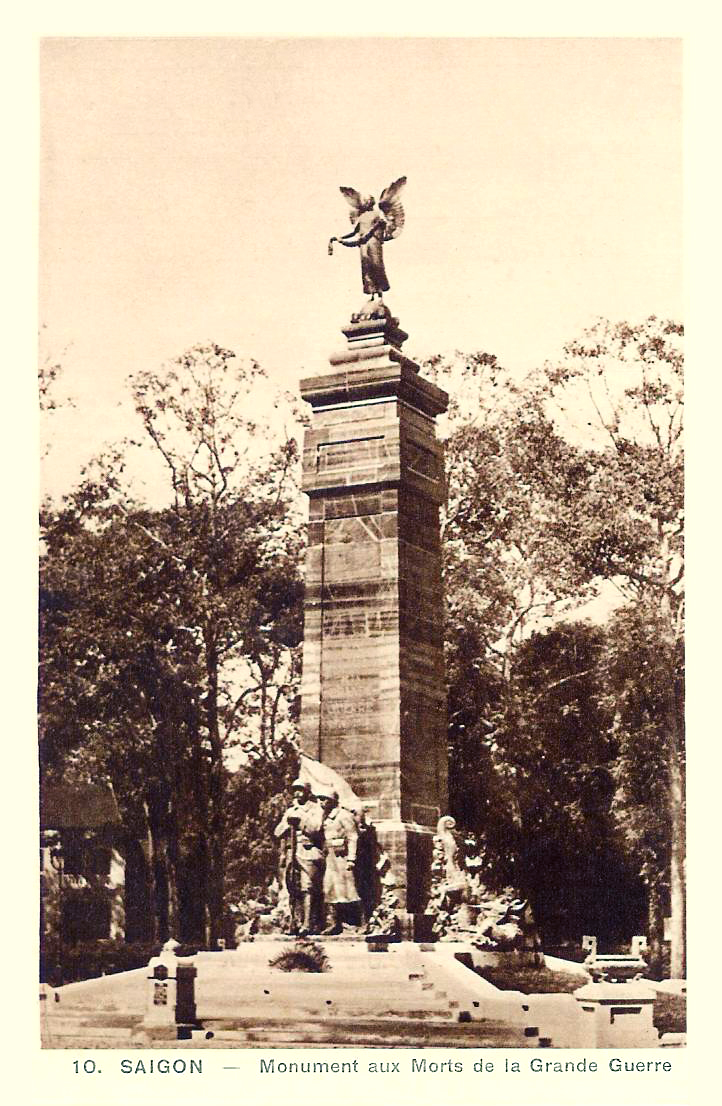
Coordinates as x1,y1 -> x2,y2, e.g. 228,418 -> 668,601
474,964 -> 588,994
268,937 -> 330,973
653,992 -> 686,1035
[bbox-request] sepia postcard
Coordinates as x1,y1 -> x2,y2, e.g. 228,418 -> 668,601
8,4 -> 719,1105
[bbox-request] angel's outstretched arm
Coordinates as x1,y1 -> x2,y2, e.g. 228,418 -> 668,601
334,222 -> 378,247
335,223 -> 362,243
329,225 -> 361,253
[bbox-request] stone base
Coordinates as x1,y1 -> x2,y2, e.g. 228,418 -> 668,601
373,820 -> 435,914
459,948 -> 546,972
573,981 -> 658,1048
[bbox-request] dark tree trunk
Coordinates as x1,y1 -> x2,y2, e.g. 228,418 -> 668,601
647,880 -> 665,978
123,835 -> 155,943
668,717 -> 686,977
660,567 -> 685,978
204,629 -> 226,944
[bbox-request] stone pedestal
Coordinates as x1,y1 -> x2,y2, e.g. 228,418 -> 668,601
574,981 -> 658,1048
143,948 -> 178,1029
299,304 -> 448,912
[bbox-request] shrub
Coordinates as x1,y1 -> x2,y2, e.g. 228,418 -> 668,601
40,938 -> 205,986
474,964 -> 587,994
42,939 -> 152,985
653,992 -> 686,1035
268,937 -> 330,973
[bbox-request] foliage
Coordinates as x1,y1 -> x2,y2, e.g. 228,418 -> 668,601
268,937 -> 330,973
41,939 -> 158,986
428,351 -> 593,668
41,937 -> 208,986
472,963 -> 588,994
653,992 -> 686,1034
365,887 -> 401,938
539,317 -> 683,596
224,739 -> 299,907
39,357 -> 74,415
39,330 -> 76,458
435,318 -> 683,962
602,600 -> 684,973
40,343 -> 305,945
539,317 -> 685,974
429,354 -> 611,901
445,614 -> 646,941
493,623 -> 646,941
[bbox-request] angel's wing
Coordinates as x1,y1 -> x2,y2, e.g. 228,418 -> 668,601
379,176 -> 407,240
339,186 -> 364,224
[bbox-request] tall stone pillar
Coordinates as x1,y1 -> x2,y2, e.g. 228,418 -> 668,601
299,304 -> 448,913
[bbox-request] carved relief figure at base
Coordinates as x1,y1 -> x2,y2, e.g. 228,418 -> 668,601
316,788 -> 362,934
273,780 -> 324,936
426,815 -> 541,960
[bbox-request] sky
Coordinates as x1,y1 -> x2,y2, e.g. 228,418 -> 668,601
39,36 -> 682,499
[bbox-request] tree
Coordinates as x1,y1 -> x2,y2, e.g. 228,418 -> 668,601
429,353 -> 602,867
499,622 -> 646,943
126,344 -> 304,939
537,317 -> 684,973
429,351 -> 596,667
435,317 -> 684,967
39,329 -> 75,457
40,343 -> 305,943
600,600 -> 683,975
40,495 -> 196,941
223,738 -> 298,916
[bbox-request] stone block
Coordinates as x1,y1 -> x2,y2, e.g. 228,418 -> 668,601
299,318 -> 448,910
573,981 -> 658,1048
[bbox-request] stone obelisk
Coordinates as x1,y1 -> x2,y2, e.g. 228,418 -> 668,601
299,302 -> 449,914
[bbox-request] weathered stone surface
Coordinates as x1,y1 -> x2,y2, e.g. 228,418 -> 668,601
41,940 -> 537,1048
299,311 -> 448,910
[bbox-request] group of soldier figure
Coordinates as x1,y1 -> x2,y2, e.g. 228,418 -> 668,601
273,779 -> 361,937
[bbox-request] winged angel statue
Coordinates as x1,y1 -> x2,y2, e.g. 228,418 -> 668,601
328,177 -> 407,298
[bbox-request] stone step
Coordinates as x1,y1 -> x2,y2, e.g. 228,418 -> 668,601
42,942 -> 545,1049
44,1023 -> 133,1039
202,1016 -> 533,1048
197,996 -> 454,1018
43,1010 -> 531,1049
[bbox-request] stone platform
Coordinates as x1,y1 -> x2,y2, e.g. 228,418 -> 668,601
41,940 -> 549,1049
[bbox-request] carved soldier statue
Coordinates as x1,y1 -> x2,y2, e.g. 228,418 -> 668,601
274,779 -> 324,935
328,177 -> 407,299
316,788 -> 361,935
434,815 -> 467,888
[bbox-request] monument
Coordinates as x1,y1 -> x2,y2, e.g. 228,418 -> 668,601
298,179 -> 449,919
